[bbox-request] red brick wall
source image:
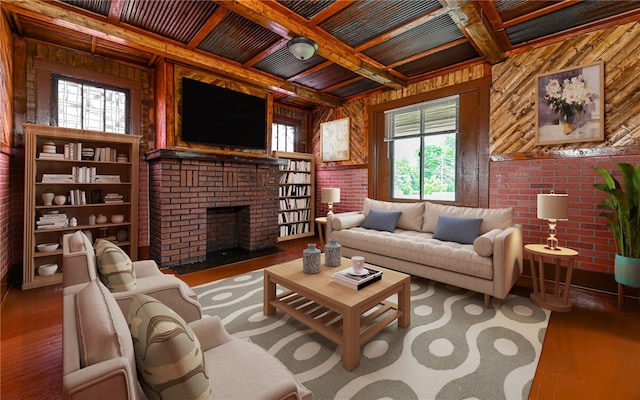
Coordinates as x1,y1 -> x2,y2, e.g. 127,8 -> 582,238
490,155 -> 639,274
147,151 -> 283,267
316,167 -> 368,216
0,152 -> 10,282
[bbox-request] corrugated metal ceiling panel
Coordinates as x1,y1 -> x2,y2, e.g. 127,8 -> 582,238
327,78 -> 383,98
494,0 -> 560,22
395,42 -> 478,77
60,0 -> 110,16
120,0 -> 218,44
320,0 -> 442,48
507,1 -> 640,45
277,0 -> 336,20
198,13 -> 282,64
363,13 -> 463,65
292,64 -> 359,91
253,45 -> 326,80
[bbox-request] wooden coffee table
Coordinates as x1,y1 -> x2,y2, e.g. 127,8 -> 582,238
264,256 -> 411,371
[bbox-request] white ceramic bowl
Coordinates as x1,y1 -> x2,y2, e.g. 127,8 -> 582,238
38,263 -> 58,276
111,214 -> 125,223
37,242 -> 59,252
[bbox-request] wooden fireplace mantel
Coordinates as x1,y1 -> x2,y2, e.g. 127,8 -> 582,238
145,148 -> 288,166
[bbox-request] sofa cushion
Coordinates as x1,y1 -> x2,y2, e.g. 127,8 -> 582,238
363,209 -> 402,232
331,227 -> 493,280
363,198 -> 424,231
423,202 -> 513,234
95,240 -> 136,292
433,215 -> 483,244
75,280 -> 134,369
330,213 -> 366,230
128,294 -> 211,400
473,229 -> 502,257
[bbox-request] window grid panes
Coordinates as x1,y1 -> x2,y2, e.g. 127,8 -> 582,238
271,122 -> 296,152
387,95 -> 459,201
56,76 -> 128,134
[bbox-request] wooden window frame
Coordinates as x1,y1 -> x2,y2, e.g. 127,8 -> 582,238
368,77 -> 490,207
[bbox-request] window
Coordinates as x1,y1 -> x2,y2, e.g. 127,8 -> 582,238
386,95 -> 459,201
271,121 -> 297,152
53,75 -> 129,134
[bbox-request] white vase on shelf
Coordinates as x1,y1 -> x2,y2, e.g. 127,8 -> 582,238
42,191 -> 54,206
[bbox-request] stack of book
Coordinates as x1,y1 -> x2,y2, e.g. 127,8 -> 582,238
104,193 -> 124,203
332,267 -> 383,290
36,213 -> 69,230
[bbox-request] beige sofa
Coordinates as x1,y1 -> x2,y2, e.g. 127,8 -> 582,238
327,199 -> 523,306
63,279 -> 313,400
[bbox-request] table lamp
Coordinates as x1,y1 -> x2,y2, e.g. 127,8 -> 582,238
321,188 -> 340,216
537,191 -> 569,250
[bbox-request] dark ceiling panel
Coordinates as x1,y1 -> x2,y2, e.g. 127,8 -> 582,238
292,64 -> 359,91
363,13 -> 463,65
120,0 -> 218,44
395,42 -> 479,77
494,0 -> 560,22
253,46 -> 326,80
327,78 -> 383,98
61,0 -> 110,16
198,13 -> 282,64
277,0 -> 336,20
507,1 -> 640,45
320,0 -> 442,48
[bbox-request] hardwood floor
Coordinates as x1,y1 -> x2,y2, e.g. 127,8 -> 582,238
2,238 -> 639,399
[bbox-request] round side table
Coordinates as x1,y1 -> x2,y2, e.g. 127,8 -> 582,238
525,244 -> 579,312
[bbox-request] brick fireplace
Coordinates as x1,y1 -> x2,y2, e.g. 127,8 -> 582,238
146,149 -> 285,267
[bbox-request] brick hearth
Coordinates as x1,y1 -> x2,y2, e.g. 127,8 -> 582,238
146,149 -> 285,267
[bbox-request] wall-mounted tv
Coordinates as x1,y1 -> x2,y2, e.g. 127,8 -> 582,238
180,77 -> 267,150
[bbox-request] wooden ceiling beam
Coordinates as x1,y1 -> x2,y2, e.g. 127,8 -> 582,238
216,0 -> 407,90
1,0 -> 343,107
441,0 -> 506,64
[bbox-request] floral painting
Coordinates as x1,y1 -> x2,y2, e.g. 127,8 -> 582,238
535,62 -> 604,145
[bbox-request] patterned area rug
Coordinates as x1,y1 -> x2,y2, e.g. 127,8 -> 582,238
193,270 -> 550,400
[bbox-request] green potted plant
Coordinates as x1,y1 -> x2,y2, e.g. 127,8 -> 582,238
594,163 -> 640,288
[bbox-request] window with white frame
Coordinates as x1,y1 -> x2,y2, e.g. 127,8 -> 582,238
385,95 -> 459,201
271,121 -> 297,152
54,75 -> 129,134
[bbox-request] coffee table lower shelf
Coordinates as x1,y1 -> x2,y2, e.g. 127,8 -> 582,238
271,290 -> 404,347
264,257 -> 410,371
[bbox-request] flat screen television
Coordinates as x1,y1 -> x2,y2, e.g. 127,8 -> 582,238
180,77 -> 267,150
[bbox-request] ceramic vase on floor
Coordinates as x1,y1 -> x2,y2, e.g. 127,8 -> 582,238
325,238 -> 341,267
303,243 -> 321,274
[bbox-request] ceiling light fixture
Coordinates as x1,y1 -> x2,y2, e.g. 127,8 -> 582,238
288,37 -> 318,61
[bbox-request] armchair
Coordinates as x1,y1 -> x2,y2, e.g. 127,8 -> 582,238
62,231 -> 202,323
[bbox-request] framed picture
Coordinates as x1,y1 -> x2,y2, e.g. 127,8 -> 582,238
535,61 -> 604,145
321,117 -> 350,161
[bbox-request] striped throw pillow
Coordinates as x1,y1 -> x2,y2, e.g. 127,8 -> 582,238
128,294 -> 211,400
95,240 -> 135,292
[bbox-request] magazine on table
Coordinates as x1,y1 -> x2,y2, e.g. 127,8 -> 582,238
332,267 -> 382,290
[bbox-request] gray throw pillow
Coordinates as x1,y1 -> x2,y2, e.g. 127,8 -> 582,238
362,209 -> 402,232
433,215 -> 483,244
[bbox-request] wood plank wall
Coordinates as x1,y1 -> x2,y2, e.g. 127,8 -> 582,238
491,21 -> 640,155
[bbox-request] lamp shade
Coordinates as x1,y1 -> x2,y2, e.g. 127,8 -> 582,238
321,188 -> 340,203
288,37 -> 318,60
537,193 -> 568,220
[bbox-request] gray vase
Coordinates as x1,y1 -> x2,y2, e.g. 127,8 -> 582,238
325,238 -> 341,267
302,243 -> 321,274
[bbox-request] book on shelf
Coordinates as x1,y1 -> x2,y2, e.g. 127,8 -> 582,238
41,174 -> 75,183
332,267 -> 383,290
38,152 -> 65,160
